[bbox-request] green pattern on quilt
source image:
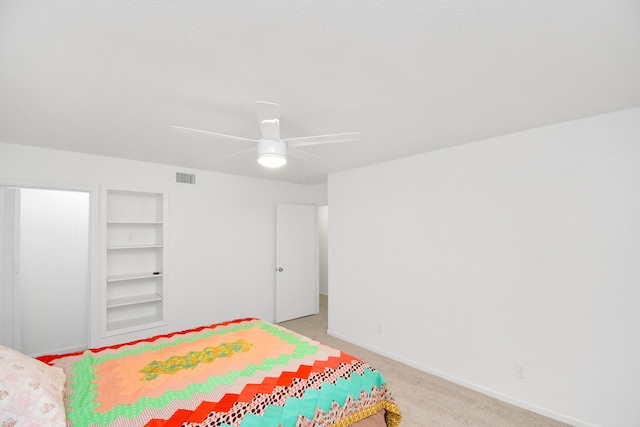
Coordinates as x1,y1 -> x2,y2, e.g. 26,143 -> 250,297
229,368 -> 385,427
65,321 -> 319,426
139,339 -> 253,381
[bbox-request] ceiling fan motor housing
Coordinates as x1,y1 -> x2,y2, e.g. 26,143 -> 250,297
257,139 -> 287,167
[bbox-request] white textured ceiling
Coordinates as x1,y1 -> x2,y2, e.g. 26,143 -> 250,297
1,1 -> 639,185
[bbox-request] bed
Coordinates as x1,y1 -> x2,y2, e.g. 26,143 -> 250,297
1,318 -> 401,427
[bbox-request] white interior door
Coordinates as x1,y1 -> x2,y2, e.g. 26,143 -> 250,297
275,204 -> 318,322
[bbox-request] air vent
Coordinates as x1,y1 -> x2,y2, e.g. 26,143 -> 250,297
176,172 -> 196,185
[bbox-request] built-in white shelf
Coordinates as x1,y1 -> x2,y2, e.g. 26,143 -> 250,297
102,187 -> 167,337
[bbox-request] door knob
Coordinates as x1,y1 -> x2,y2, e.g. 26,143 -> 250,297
277,267 -> 284,272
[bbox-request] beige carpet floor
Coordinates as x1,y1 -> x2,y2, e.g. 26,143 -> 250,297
279,295 -> 570,427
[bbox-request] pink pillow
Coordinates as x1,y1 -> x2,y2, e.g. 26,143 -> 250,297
0,345 -> 67,427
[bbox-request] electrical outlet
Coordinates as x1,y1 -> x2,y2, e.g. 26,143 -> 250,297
516,363 -> 526,379
376,324 -> 383,334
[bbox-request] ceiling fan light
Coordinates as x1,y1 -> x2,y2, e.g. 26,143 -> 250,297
257,139 -> 287,168
258,153 -> 287,168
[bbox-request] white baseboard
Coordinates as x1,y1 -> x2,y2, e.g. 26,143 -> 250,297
327,329 -> 598,427
30,344 -> 87,358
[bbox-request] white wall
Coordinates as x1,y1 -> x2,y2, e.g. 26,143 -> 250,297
309,183 -> 328,206
0,188 -> 17,347
328,107 -> 640,427
0,142 -> 321,347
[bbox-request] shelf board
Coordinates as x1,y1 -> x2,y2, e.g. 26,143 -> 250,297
107,293 -> 163,308
107,244 -> 162,250
106,315 -> 165,334
107,221 -> 163,225
107,272 -> 162,282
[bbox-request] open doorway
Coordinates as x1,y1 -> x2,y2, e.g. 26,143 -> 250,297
0,187 -> 90,356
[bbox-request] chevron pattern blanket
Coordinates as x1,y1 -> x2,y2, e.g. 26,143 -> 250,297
38,318 -> 401,427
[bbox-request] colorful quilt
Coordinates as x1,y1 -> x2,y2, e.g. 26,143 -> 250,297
37,318 -> 401,427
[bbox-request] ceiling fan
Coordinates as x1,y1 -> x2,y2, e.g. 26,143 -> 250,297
171,101 -> 360,168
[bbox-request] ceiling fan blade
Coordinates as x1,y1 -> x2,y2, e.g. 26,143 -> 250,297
255,101 -> 280,123
260,119 -> 280,140
226,146 -> 258,158
171,125 -> 258,143
288,147 -> 319,162
284,132 -> 360,148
